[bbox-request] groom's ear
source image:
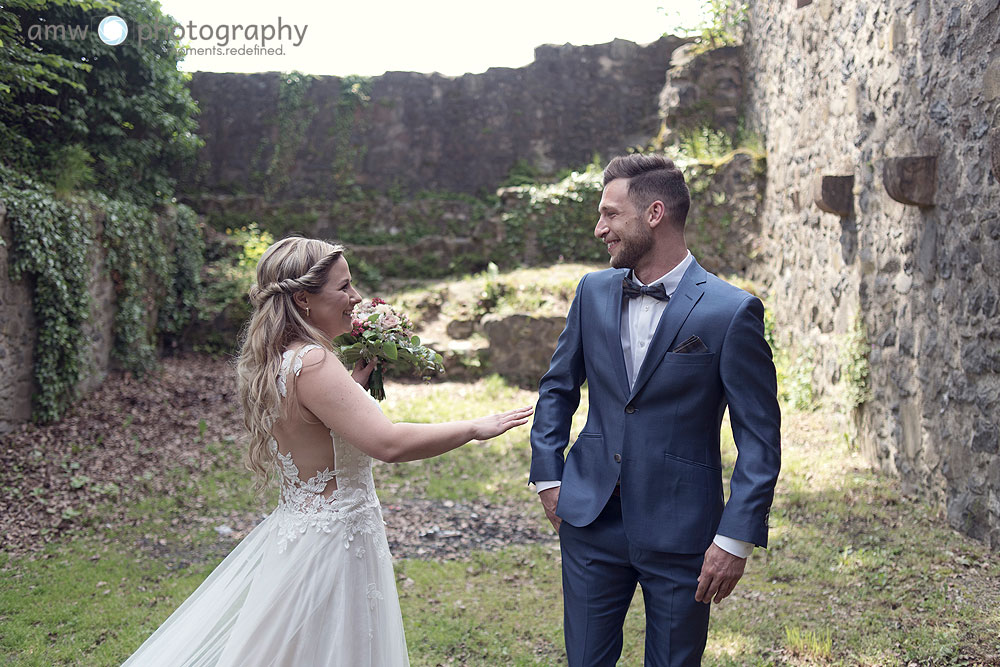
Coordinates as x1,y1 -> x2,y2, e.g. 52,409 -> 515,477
646,200 -> 667,229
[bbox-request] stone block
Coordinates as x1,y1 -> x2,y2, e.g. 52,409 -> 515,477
0,200 -> 36,433
481,313 -> 565,387
887,18 -> 907,51
883,156 -> 937,207
657,45 -> 744,144
812,174 -> 854,216
816,0 -> 833,21
445,319 -> 478,340
985,57 -> 1000,101
990,127 -> 1000,184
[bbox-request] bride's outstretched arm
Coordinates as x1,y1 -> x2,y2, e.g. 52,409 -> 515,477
295,346 -> 532,463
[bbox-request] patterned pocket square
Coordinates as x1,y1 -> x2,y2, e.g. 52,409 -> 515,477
672,335 -> 710,354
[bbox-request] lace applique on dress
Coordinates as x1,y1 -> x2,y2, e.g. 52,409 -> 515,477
123,344 -> 409,666
270,345 -> 390,557
367,582 -> 384,609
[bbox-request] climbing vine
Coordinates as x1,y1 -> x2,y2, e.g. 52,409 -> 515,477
158,204 -> 204,340
1,167 -> 93,422
259,72 -> 316,198
496,162 -> 606,267
664,0 -> 749,51
330,74 -> 373,194
0,2 -> 204,422
2,166 -> 205,421
840,314 -> 872,411
99,196 -> 170,373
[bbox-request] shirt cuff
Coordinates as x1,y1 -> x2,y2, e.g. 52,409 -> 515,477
533,480 -> 562,493
713,534 -> 753,558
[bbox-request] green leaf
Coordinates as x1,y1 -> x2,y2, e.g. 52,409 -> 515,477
410,335 -> 421,346
381,339 -> 398,361
339,347 -> 362,364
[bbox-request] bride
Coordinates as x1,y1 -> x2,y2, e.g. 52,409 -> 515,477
123,236 -> 532,666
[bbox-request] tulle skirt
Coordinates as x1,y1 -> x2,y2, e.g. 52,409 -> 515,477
122,507 -> 409,666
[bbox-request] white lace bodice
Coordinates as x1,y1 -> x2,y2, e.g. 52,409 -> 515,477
269,345 -> 387,557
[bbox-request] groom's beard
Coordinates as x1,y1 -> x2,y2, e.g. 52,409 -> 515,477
610,225 -> 654,270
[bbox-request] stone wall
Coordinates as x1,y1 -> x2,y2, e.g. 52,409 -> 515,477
183,36 -> 685,200
0,202 -> 35,432
743,0 -> 1000,548
78,211 -> 116,395
1,205 -> 129,433
658,44 -> 745,146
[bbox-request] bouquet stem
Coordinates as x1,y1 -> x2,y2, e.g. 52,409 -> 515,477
369,360 -> 386,401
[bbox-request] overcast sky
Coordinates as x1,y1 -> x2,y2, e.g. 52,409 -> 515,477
154,0 -> 704,76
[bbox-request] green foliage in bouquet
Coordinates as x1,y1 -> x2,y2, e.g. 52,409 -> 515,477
334,298 -> 444,401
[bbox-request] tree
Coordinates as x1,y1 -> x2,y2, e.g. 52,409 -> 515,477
0,0 -> 201,204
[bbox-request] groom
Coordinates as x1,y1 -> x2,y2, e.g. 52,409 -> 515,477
530,154 -> 781,666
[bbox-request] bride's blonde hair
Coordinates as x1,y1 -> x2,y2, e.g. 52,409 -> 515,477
236,236 -> 345,490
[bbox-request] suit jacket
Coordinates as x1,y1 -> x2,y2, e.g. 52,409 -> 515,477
529,259 -> 781,554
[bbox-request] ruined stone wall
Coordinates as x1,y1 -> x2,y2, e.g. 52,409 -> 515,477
1,206 -> 125,433
183,37 -> 685,200
0,202 -> 35,432
743,0 -> 1000,547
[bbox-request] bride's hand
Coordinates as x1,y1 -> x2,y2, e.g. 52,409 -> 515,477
470,406 -> 534,441
352,358 -> 376,388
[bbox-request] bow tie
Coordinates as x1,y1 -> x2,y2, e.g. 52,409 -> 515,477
622,277 -> 669,301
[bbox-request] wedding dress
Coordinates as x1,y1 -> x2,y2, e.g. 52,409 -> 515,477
123,345 -> 409,666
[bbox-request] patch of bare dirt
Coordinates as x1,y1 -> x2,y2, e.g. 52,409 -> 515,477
383,498 -> 554,560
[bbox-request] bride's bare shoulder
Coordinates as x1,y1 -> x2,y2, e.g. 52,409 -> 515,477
290,344 -> 348,382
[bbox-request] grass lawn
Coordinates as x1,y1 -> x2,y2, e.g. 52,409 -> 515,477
2,371 -> 998,665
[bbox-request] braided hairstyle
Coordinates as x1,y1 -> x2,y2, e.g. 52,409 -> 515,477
236,236 -> 345,491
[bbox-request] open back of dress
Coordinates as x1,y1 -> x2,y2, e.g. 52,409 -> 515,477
122,345 -> 409,666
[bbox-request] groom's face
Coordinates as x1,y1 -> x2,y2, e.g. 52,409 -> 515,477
596,178 -> 654,270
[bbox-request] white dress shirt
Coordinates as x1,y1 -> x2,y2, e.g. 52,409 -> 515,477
535,252 -> 754,559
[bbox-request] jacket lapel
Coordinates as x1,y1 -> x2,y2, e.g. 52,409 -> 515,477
627,261 -> 707,401
603,270 -> 631,397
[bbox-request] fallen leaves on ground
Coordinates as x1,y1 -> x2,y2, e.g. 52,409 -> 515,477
0,355 -> 551,562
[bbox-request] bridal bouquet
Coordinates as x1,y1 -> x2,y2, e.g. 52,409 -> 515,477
334,298 -> 445,400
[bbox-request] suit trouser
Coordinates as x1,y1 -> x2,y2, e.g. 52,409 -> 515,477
559,495 -> 710,667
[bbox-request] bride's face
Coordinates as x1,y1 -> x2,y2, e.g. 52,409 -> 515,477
301,257 -> 362,338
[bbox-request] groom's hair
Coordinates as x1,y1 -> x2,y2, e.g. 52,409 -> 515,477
603,154 -> 690,228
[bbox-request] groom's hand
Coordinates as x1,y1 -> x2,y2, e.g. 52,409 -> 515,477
538,487 -> 561,533
695,543 -> 747,604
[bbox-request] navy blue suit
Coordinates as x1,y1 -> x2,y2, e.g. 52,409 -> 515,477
530,259 -> 780,666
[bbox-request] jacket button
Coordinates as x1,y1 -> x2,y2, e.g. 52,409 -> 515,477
614,453 -> 622,463
625,404 -> 636,414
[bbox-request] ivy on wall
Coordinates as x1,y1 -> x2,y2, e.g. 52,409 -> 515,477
496,163 -> 607,267
0,0 -> 205,422
1,167 -> 93,423
158,204 -> 204,340
1,166 -> 203,422
100,196 -> 169,372
840,314 -> 872,412
260,72 -> 316,198
330,75 -> 373,193
248,72 -> 375,200
1,0 -> 202,207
